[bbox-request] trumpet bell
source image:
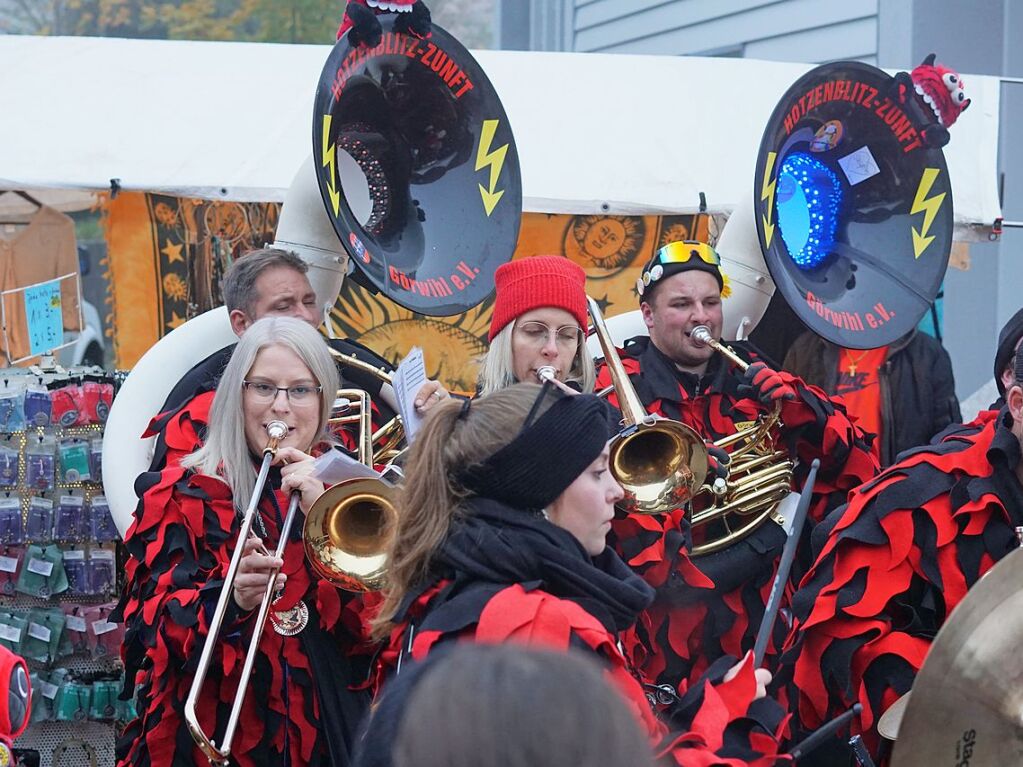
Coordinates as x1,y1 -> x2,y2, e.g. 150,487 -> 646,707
303,478 -> 399,592
612,421 -> 709,515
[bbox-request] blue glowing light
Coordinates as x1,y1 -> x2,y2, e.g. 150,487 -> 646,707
775,152 -> 843,270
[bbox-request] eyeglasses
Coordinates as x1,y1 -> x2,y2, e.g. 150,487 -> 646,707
652,241 -> 721,267
514,321 -> 583,349
243,380 -> 322,404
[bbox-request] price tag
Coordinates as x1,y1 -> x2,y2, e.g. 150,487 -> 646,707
27,622 -> 51,643
0,624 -> 20,642
91,620 -> 117,636
27,557 -> 53,577
0,556 -> 18,573
40,681 -> 59,700
65,615 -> 87,632
23,279 -> 63,357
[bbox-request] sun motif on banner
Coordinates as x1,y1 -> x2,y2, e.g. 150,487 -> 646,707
568,215 -> 645,272
329,284 -> 493,394
162,273 -> 188,302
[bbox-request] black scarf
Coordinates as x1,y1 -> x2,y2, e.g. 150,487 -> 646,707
427,497 -> 654,634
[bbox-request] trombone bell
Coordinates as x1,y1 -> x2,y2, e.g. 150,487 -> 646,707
612,422 -> 709,515
303,478 -> 398,592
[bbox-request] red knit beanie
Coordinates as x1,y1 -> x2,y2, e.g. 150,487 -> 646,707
488,256 -> 588,342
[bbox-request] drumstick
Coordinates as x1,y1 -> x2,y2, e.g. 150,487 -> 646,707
752,458 -> 819,667
788,703 -> 862,760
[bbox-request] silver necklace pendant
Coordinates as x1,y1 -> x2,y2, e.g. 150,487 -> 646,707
270,599 -> 309,636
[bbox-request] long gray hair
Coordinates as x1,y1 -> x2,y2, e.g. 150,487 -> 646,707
476,321 -> 596,396
181,316 -> 339,512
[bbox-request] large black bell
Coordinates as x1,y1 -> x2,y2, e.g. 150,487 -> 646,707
754,61 -> 952,349
313,17 -> 522,315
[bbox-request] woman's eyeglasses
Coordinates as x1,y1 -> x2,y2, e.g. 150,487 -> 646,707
515,321 -> 582,349
243,381 -> 322,404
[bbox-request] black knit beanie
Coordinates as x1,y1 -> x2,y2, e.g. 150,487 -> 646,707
996,307 -> 1023,395
456,388 -> 616,511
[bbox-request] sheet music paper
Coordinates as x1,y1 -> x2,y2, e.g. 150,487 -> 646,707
391,346 -> 427,443
310,448 -> 381,485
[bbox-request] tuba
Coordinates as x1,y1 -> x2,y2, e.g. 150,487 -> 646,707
592,58 -> 956,556
300,15 -> 522,591
104,16 -> 521,544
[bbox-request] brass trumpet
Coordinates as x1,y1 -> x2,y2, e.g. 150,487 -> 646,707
184,421 -> 299,766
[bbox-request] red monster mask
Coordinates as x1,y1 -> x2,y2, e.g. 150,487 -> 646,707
910,53 -> 971,128
338,0 -> 420,40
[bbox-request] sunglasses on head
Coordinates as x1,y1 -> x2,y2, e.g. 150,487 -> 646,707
637,241 -> 721,297
651,241 -> 721,267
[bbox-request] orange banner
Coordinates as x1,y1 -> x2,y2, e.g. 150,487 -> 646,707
105,195 -> 712,387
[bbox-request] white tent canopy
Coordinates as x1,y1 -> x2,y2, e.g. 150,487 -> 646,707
0,35 -> 1002,236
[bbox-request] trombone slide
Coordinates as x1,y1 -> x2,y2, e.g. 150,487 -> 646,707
183,422 -> 288,766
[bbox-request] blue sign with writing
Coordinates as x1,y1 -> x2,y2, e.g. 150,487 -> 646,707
23,280 -> 63,356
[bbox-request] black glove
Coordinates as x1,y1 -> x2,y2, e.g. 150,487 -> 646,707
737,362 -> 796,406
705,443 -> 730,484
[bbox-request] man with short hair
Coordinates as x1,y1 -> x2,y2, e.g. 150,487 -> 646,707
594,240 -> 877,698
149,247 -> 446,471
991,306 -> 1023,409
782,341 -> 1023,764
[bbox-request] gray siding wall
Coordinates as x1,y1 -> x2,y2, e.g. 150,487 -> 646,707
564,0 -> 878,63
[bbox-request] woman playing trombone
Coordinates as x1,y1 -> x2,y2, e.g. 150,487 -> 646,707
365,383 -> 785,766
476,256 -> 595,394
116,317 -> 375,767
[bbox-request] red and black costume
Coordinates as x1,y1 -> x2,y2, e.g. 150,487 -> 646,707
595,336 -> 877,692
373,498 -> 788,766
781,407 -> 1023,759
115,402 -> 379,767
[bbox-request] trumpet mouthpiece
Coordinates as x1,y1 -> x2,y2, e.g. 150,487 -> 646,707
536,366 -> 557,383
265,421 -> 289,440
690,326 -> 713,346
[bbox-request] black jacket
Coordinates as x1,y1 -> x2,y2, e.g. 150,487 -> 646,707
783,330 -> 961,467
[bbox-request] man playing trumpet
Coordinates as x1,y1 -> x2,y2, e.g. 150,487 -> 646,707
595,240 -> 878,697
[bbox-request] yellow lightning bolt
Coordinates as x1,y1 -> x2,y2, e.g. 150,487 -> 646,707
761,152 -> 777,248
910,168 -> 946,259
321,114 -> 340,216
475,119 -> 507,217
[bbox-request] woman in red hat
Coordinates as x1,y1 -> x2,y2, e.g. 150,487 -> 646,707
477,256 -> 595,395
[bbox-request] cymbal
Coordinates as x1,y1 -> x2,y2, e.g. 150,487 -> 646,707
878,691 -> 910,742
891,546 -> 1023,766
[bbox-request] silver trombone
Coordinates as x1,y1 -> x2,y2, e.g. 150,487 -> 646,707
183,420 -> 300,766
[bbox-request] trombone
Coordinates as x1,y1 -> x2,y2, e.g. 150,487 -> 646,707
303,387 -> 399,592
587,297 -> 709,513
184,420 -> 299,766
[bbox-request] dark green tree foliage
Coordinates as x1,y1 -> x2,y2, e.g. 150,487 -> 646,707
0,0 -> 493,47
